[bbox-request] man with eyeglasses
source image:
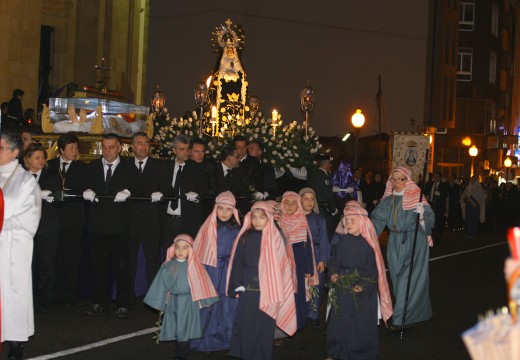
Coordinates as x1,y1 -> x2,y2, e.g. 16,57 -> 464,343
47,134 -> 88,307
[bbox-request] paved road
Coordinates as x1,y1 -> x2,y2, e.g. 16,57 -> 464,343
1,229 -> 510,360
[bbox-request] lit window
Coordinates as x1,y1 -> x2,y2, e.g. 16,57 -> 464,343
459,1 -> 475,31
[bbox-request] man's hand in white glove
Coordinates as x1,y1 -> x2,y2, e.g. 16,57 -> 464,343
346,187 -> 354,194
41,190 -> 54,203
234,285 -> 246,293
289,166 -> 307,180
332,186 -> 341,193
274,167 -> 286,179
414,203 -> 425,218
186,192 -> 199,203
255,192 -> 266,200
151,192 -> 163,202
83,189 -> 98,202
331,208 -> 338,216
114,189 -> 131,202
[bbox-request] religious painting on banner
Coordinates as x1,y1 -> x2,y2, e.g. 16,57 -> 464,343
391,134 -> 430,182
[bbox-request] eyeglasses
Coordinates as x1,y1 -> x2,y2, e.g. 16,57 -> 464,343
390,177 -> 407,183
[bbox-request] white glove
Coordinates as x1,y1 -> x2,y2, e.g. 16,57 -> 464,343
41,190 -> 54,203
346,187 -> 354,194
434,190 -> 441,196
255,191 -> 266,200
263,192 -> 269,199
83,189 -> 98,202
274,167 -> 286,179
414,203 -> 425,217
151,192 -> 163,202
331,208 -> 338,216
372,200 -> 379,205
289,166 -> 307,180
332,186 -> 341,193
186,192 -> 199,203
114,189 -> 131,202
234,285 -> 246,293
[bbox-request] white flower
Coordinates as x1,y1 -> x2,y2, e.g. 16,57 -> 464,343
318,144 -> 323,148
253,133 -> 258,139
271,159 -> 275,164
272,150 -> 278,155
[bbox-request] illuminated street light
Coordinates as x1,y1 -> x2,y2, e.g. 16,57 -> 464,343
351,108 -> 365,169
469,145 -> 478,177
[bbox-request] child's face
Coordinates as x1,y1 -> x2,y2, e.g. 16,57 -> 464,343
300,193 -> 315,213
251,209 -> 268,230
345,215 -> 361,236
217,206 -> 233,222
282,197 -> 299,215
174,240 -> 190,260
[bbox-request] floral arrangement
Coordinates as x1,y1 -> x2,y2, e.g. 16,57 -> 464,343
327,269 -> 377,316
152,108 -> 328,172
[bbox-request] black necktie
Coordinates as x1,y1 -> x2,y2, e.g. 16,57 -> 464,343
225,168 -> 231,177
170,165 -> 183,210
105,163 -> 113,188
138,161 -> 143,175
33,173 -> 37,179
62,162 -> 68,175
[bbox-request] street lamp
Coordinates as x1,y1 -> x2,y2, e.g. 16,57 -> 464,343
351,108 -> 365,169
504,156 -> 512,181
469,145 -> 478,177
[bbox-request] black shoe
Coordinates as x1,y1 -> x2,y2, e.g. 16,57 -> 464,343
116,307 -> 129,319
8,341 -> 23,360
85,303 -> 108,317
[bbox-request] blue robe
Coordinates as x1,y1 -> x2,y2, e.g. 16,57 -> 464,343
305,212 -> 330,320
144,259 -> 218,342
327,233 -> 378,360
293,238 -> 314,329
191,222 -> 240,351
370,195 -> 434,325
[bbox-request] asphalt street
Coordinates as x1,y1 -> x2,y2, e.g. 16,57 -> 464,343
1,229 -> 510,360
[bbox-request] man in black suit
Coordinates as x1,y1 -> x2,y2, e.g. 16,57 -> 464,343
190,138 -> 217,218
162,135 -> 208,250
248,140 -> 278,197
128,132 -> 166,296
47,134 -> 88,306
213,145 -> 252,214
83,133 -> 134,319
233,135 -> 264,194
425,171 -> 448,242
308,154 -> 338,238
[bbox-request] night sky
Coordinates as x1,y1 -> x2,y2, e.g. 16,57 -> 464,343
147,0 -> 429,137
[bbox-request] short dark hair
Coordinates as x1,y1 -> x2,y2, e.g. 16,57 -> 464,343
190,138 -> 206,149
57,134 -> 79,153
220,145 -> 237,162
13,89 -> 24,97
250,140 -> 264,152
132,132 -> 148,141
0,132 -> 23,158
232,135 -> 248,144
103,133 -> 122,144
20,127 -> 42,136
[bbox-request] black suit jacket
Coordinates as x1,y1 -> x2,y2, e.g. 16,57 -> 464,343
47,158 -> 88,228
239,154 -> 264,192
36,168 -> 61,235
163,159 -> 208,236
261,163 -> 278,197
425,181 -> 449,213
128,157 -> 169,238
85,157 -> 133,234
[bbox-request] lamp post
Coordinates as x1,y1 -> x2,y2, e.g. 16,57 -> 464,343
504,156 -> 512,181
300,82 -> 314,137
351,108 -> 365,169
194,78 -> 210,138
469,145 -> 478,177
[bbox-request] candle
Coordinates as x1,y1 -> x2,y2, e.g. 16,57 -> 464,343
211,106 -> 217,119
272,109 -> 278,122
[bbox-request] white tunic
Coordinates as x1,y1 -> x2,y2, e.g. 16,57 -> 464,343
0,160 -> 41,342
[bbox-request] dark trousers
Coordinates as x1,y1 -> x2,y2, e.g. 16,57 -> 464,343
176,340 -> 190,359
162,215 -> 183,254
54,226 -> 83,304
129,231 -> 161,296
465,204 -> 480,238
89,232 -> 131,309
33,231 -> 59,304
